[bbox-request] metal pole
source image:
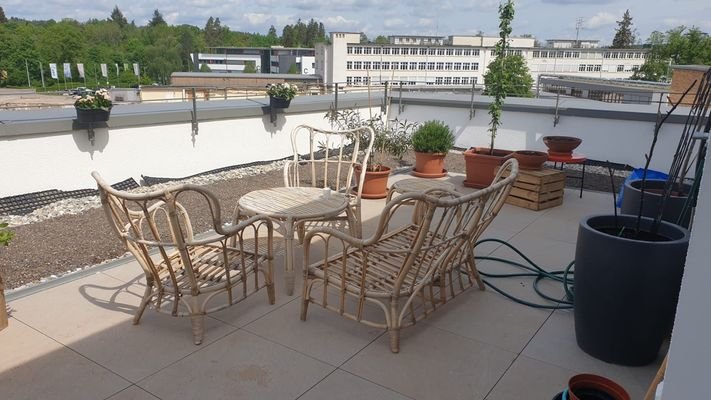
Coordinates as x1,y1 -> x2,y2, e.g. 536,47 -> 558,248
38,61 -> 45,89
469,79 -> 476,120
334,82 -> 339,114
398,81 -> 403,114
382,81 -> 388,113
25,59 -> 31,87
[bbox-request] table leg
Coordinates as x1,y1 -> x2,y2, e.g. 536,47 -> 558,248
283,217 -> 296,296
580,162 -> 586,198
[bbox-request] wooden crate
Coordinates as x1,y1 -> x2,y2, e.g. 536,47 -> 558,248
497,167 -> 566,211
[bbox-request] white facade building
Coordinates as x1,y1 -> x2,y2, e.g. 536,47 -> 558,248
315,32 -> 648,88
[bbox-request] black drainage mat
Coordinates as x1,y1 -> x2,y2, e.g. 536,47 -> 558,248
0,178 -> 139,216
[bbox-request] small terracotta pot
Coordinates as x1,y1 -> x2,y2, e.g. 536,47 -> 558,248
354,165 -> 391,199
542,136 -> 582,155
463,147 -> 513,188
413,152 -> 448,178
567,374 -> 630,400
513,150 -> 549,170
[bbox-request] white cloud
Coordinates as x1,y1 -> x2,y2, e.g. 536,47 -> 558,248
384,18 -> 405,29
417,18 -> 434,28
583,12 -> 617,29
322,15 -> 361,31
244,13 -> 271,26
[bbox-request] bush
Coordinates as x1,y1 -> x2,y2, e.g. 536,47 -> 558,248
411,120 -> 454,153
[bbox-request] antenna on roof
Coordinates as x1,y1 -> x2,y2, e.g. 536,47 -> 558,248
575,17 -> 583,48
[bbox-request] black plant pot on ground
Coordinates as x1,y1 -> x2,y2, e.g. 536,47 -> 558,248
620,179 -> 693,229
574,214 -> 689,366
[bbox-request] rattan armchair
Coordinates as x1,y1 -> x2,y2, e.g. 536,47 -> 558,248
92,172 -> 275,345
284,124 -> 374,238
300,159 -> 519,353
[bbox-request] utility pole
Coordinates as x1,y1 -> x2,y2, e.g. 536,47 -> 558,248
24,59 -> 31,87
38,61 -> 45,89
575,17 -> 583,48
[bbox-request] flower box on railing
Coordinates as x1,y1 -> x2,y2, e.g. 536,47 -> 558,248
75,107 -> 112,124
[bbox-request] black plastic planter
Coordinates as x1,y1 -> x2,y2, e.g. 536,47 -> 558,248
574,214 -> 689,366
620,179 -> 692,228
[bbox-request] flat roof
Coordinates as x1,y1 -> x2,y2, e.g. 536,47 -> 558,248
672,65 -> 711,72
171,72 -> 321,80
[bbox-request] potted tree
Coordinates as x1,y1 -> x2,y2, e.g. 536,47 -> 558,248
411,120 -> 455,178
326,108 -> 417,198
266,82 -> 298,108
463,0 -> 517,188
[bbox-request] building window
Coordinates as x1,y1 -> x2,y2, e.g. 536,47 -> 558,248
347,61 -> 353,70
346,76 -> 353,85
462,62 -> 471,70
363,47 -> 372,55
391,62 -> 399,70
446,48 -> 454,55
410,62 -> 417,70
490,50 -> 496,56
354,76 -> 362,84
444,77 -> 452,85
632,64 -> 639,71
445,62 -> 453,70
402,48 -> 409,55
373,47 -> 381,55
347,46 -> 353,54
392,47 -> 400,55
473,49 -> 480,56
611,52 -> 619,59
564,51 -> 572,58
419,62 -> 427,70
617,64 -> 624,72
473,77 -> 478,84
573,52 -> 580,58
634,52 -> 641,58
462,77 -> 470,85
435,77 -> 443,85
472,62 -> 479,71
363,61 -> 371,70
579,64 -> 586,72
586,64 -> 594,72
540,51 -> 548,58
428,48 -> 436,55
533,51 -> 540,58
364,76 -> 370,85
454,62 -> 462,70
354,47 -> 363,54
594,64 -> 601,71
437,48 -> 445,55
463,49 -> 472,56
556,51 -> 564,58
453,77 -> 461,85
373,61 -> 380,69
419,48 -> 427,55
455,49 -> 463,56
400,62 -> 408,69
436,62 -> 444,70
427,62 -> 435,70
382,61 -> 390,70
604,52 -> 611,58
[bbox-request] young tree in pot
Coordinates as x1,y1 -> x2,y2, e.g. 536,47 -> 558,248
463,0 -> 518,188
411,120 -> 455,178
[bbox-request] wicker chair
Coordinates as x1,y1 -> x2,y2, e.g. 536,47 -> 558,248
300,159 -> 519,353
92,172 -> 275,345
284,124 -> 374,238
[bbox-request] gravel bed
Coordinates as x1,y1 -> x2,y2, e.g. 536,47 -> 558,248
0,152 -> 628,291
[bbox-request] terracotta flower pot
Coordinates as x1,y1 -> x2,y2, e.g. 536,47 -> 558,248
354,165 -> 391,199
412,152 -> 447,178
567,374 -> 630,400
463,147 -> 513,188
542,136 -> 582,155
513,150 -> 548,170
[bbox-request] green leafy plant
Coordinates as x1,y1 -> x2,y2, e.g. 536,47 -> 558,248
266,83 -> 298,100
325,107 -> 417,171
74,88 -> 112,110
486,0 -> 516,155
0,223 -> 13,246
411,120 -> 455,154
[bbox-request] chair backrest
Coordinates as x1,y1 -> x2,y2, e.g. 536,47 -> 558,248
363,158 -> 519,295
284,124 -> 374,205
92,172 -> 241,294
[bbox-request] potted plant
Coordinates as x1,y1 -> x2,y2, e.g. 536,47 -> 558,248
326,108 -> 416,198
74,88 -> 112,123
573,74 -> 706,366
411,120 -> 454,178
463,0 -> 516,188
0,222 -> 14,331
266,82 -> 298,108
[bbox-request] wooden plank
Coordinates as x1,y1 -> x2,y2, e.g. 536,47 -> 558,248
514,179 -> 566,193
498,167 -> 566,185
505,195 -> 564,211
509,187 -> 564,202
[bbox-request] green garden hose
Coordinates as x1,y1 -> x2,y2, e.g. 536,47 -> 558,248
473,238 -> 575,309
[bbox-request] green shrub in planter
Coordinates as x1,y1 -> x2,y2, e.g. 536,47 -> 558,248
411,120 -> 455,154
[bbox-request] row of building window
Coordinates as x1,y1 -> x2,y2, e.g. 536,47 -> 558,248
346,76 -> 479,86
531,50 -> 646,59
347,46 -> 482,57
604,51 -> 645,59
347,61 -> 480,71
576,64 -> 641,72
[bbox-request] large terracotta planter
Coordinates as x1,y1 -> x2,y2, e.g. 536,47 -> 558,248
354,165 -> 391,199
542,136 -> 582,155
463,147 -> 513,188
567,374 -> 630,400
512,150 -> 548,170
412,152 -> 447,178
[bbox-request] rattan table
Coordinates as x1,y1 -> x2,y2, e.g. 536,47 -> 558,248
238,187 -> 349,296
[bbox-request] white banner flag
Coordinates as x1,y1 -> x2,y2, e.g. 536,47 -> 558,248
63,63 -> 72,79
115,63 -> 119,76
133,63 -> 140,76
49,63 -> 58,79
77,63 -> 85,79
100,63 -> 108,78
124,63 -> 129,72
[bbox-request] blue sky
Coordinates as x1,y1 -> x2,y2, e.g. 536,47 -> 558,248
3,0 -> 710,45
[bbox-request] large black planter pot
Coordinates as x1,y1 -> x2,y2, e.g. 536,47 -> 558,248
621,179 -> 692,228
76,107 -> 111,123
269,96 -> 291,109
574,214 -> 689,366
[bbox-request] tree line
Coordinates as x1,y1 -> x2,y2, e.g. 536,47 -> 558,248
0,6 -> 328,88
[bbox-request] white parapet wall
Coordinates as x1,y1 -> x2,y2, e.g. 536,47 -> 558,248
0,92 -> 692,197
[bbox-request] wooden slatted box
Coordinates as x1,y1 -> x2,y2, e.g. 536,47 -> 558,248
497,167 -> 566,211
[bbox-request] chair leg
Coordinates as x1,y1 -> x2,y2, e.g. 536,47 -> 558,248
467,255 -> 486,291
266,282 -> 276,305
389,327 -> 401,353
300,279 -> 310,321
389,300 -> 401,353
191,314 -> 205,345
133,283 -> 153,325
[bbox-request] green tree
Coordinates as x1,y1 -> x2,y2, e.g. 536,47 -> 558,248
267,25 -> 279,45
204,16 -> 227,47
109,6 -> 127,28
633,26 -> 711,81
612,9 -> 635,48
374,35 -> 388,44
199,63 -> 211,72
0,6 -> 8,24
360,33 -> 369,43
243,61 -> 257,73
484,55 -> 533,97
148,9 -> 166,27
287,63 -> 298,74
